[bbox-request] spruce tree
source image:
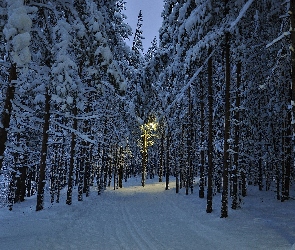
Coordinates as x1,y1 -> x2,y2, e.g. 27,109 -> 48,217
0,0 -> 32,173
131,10 -> 144,66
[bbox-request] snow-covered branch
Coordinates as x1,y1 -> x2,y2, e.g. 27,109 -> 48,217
160,47 -> 218,120
266,31 -> 291,48
229,0 -> 255,31
51,120 -> 96,144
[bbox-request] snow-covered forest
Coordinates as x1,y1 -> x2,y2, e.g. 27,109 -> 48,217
0,0 -> 295,236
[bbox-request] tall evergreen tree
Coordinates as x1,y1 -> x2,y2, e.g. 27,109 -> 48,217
0,0 -> 32,173
131,10 -> 144,66
145,36 -> 158,62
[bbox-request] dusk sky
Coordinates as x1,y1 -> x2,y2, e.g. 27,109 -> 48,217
123,0 -> 164,52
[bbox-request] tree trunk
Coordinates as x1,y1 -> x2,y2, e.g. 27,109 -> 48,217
66,104 -> 77,205
159,133 -> 164,182
56,140 -> 65,203
290,0 -> 295,139
221,30 -> 231,218
180,125 -> 185,189
103,148 -> 108,189
8,171 -> 16,210
78,147 -> 84,201
142,133 -> 147,187
108,154 -> 112,187
288,0 -> 295,202
258,154 -> 263,191
82,105 -> 91,197
83,144 -> 91,197
232,62 -> 241,209
282,106 -> 291,201
14,131 -> 26,203
50,157 -> 56,204
175,149 -> 179,193
199,83 -> 205,198
188,86 -> 194,194
0,64 -> 17,172
36,90 -> 51,211
276,166 -> 280,200
206,48 -> 213,213
165,130 -> 170,190
119,147 -> 123,188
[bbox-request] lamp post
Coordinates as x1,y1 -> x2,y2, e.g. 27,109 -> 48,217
142,129 -> 148,187
141,121 -> 157,187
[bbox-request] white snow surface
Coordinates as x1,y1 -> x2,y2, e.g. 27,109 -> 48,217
0,177 -> 294,250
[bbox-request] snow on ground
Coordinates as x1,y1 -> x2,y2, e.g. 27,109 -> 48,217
0,177 -> 295,250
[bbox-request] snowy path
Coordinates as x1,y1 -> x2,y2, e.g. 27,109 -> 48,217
1,177 -> 294,250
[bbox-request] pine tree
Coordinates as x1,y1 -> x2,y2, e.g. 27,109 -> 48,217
131,10 -> 144,66
0,0 -> 32,173
145,36 -> 158,62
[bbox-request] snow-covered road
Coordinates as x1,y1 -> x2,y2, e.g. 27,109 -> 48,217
1,177 -> 294,250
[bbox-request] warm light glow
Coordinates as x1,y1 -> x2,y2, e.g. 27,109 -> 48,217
149,122 -> 157,131
139,118 -> 158,187
140,121 -> 157,132
140,120 -> 158,148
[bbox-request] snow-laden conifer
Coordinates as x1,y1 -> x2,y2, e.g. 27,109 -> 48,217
4,0 -> 32,67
